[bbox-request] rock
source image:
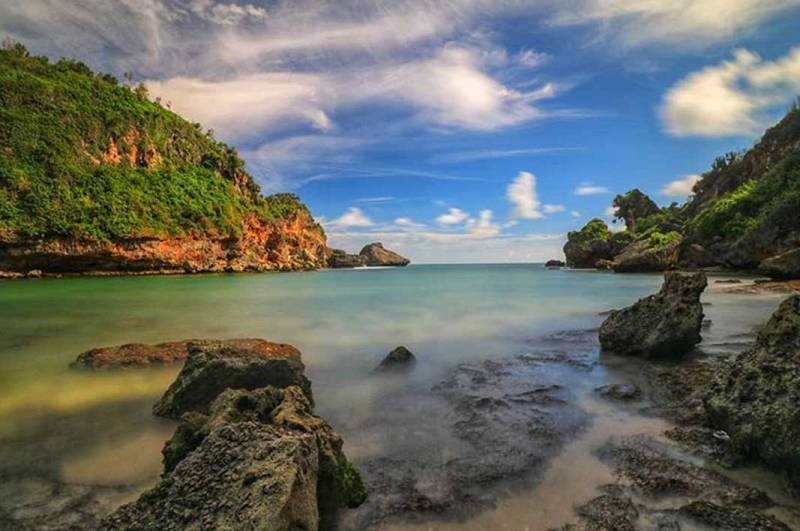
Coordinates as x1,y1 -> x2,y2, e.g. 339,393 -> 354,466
152,341 -> 311,419
595,383 -> 641,400
563,219 -> 633,268
71,338 -> 290,369
327,248 -> 367,268
759,248 -> 800,279
705,295 -> 800,493
373,346 -> 416,373
679,501 -> 789,531
715,279 -> 742,284
594,258 -> 614,270
680,243 -> 718,268
702,319 -> 713,329
612,189 -> 661,232
359,243 -> 410,267
611,238 -> 681,272
101,386 -> 366,531
599,271 -> 707,357
25,269 -> 43,278
545,259 -> 565,268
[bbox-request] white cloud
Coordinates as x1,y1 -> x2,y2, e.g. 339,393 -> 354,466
327,207 -> 374,230
434,146 -> 580,163
543,204 -> 565,214
575,183 -> 610,196
507,171 -> 544,219
605,206 -> 618,217
551,0 -> 800,48
570,210 -> 581,217
465,210 -> 501,238
662,174 -> 701,197
183,0 -> 269,25
357,196 -> 396,203
516,49 -> 548,68
661,47 -> 800,137
394,217 -> 424,229
436,208 -> 470,225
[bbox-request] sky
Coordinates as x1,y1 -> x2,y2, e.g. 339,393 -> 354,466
2,0 -> 800,263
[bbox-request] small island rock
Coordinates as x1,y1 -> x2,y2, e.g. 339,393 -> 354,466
359,243 -> 410,267
545,259 -> 565,268
152,341 -> 311,419
373,346 -> 416,372
599,271 -> 707,357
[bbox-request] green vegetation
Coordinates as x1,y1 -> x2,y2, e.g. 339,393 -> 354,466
567,218 -> 610,243
648,230 -> 681,248
0,43 -> 307,241
686,152 -> 800,243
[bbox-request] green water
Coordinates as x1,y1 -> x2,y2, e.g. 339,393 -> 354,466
0,264 -> 790,527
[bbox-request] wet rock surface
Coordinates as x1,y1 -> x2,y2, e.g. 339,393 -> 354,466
595,383 -> 641,400
102,386 -> 366,531
152,341 -> 311,419
343,351 -> 589,528
599,271 -> 707,357
71,338 -> 293,369
373,346 -> 417,373
705,295 -> 800,493
561,437 -> 789,531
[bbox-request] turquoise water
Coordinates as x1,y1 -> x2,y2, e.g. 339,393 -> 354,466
0,264 -> 790,528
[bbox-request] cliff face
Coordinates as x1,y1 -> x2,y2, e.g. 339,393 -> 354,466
0,210 -> 327,275
0,44 -> 327,276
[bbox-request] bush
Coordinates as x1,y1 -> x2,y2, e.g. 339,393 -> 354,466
648,231 -> 681,247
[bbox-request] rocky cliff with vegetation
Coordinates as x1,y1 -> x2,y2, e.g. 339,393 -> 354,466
564,102 -> 800,277
0,43 -> 327,276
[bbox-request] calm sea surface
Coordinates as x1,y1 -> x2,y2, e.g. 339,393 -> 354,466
0,264 -> 791,528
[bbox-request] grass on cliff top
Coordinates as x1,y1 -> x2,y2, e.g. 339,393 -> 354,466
0,43 -> 308,241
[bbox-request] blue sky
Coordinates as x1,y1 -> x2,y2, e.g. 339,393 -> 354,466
3,1 -> 800,262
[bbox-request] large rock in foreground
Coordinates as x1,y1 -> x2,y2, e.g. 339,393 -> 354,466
152,342 -> 311,419
71,338 -> 286,369
705,295 -> 800,493
599,271 -> 707,357
101,386 -> 366,531
359,243 -> 410,267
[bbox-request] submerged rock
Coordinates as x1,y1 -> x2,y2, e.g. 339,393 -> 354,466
705,295 -> 800,493
71,338 -> 288,369
599,271 -> 707,357
101,386 -> 366,531
595,383 -> 641,400
373,346 -> 416,373
359,242 -> 410,267
152,341 -> 311,419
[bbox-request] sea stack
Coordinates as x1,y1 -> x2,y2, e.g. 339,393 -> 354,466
599,271 -> 707,357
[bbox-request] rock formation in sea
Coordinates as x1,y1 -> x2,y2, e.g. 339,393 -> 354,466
101,386 -> 366,531
705,294 -> 800,493
599,271 -> 707,357
152,341 -> 312,419
327,242 -> 410,268
545,259 -> 565,268
0,45 -> 327,276
373,346 -> 416,372
561,105 -> 800,277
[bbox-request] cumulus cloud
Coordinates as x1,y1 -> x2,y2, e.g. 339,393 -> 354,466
662,174 -> 701,197
507,171 -> 544,219
661,47 -> 800,137
575,183 -> 610,195
436,208 -> 470,225
551,0 -> 800,48
326,207 -> 374,230
394,217 -> 425,229
465,210 -> 501,238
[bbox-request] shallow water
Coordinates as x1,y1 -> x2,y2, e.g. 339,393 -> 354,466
0,265 -> 793,528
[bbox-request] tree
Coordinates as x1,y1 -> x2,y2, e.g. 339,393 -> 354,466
612,189 -> 661,232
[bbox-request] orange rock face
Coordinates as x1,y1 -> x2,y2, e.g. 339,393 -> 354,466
0,210 -> 327,275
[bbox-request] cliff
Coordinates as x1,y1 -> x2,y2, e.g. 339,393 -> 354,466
0,43 -> 326,276
564,103 -> 800,277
